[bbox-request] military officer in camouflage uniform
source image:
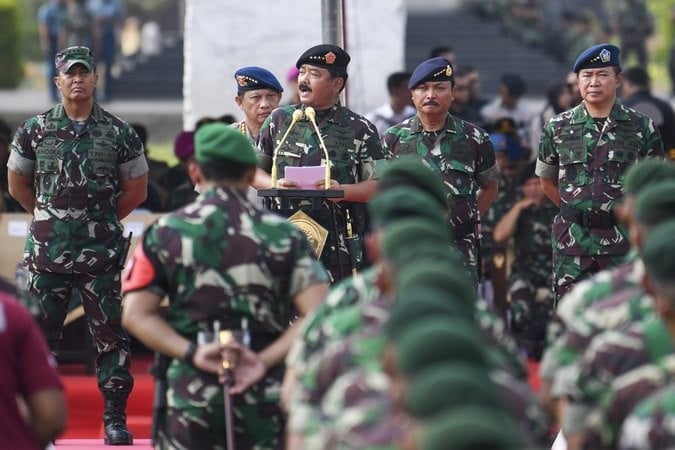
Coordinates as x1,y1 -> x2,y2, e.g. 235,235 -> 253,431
256,44 -> 384,282
121,122 -> 329,450
232,66 -> 283,206
493,161 -> 557,360
232,66 -> 283,146
536,43 -> 664,303
381,56 -> 500,287
6,46 -> 148,445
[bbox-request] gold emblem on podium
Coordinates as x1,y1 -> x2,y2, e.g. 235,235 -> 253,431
288,210 -> 329,258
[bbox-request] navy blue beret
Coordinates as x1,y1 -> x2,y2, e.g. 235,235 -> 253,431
408,57 -> 454,89
572,43 -> 621,73
296,44 -> 350,74
234,66 -> 283,93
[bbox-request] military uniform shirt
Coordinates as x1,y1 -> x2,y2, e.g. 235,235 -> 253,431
536,102 -> 664,256
7,103 -> 148,273
381,114 -> 500,270
258,104 -> 384,185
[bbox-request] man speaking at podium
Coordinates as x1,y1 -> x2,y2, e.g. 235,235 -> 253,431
257,44 -> 385,282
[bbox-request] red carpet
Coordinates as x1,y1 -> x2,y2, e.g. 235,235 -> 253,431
58,355 -> 155,441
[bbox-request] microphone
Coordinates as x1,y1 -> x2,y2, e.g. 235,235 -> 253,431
271,109 -> 304,188
304,106 -> 331,190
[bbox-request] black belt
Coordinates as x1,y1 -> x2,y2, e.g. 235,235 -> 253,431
454,221 -> 475,239
560,205 -> 617,229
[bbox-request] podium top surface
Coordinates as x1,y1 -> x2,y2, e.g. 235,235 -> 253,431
257,189 -> 344,199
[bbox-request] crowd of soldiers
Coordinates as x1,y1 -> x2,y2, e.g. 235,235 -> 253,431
4,8 -> 675,448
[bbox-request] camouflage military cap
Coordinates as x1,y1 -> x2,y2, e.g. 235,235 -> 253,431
395,259 -> 476,305
55,46 -> 95,73
195,122 -> 258,165
624,159 -> 675,195
386,287 -> 474,339
573,43 -> 621,73
408,56 -> 454,89
296,44 -> 350,75
641,219 -> 675,284
421,407 -> 521,450
396,317 -> 488,376
234,66 -> 283,93
369,186 -> 448,227
404,362 -> 498,419
634,180 -> 675,226
379,156 -> 449,209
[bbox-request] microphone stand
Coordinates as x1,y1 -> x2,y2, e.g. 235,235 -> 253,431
304,106 -> 332,189
271,109 -> 304,187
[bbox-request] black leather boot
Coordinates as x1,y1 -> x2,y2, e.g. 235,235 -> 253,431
102,391 -> 133,445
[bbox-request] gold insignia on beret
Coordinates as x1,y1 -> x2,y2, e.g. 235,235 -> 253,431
236,75 -> 258,87
432,65 -> 453,79
324,51 -> 336,65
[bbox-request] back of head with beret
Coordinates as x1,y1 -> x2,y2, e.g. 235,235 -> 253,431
368,187 -> 449,228
396,317 -> 489,377
396,259 -> 476,307
641,219 -> 675,284
174,131 -> 195,161
624,159 -> 675,195
404,362 -> 499,419
378,156 -> 449,209
420,406 -> 522,450
386,286 -> 475,339
195,122 -> 258,166
634,179 -> 675,227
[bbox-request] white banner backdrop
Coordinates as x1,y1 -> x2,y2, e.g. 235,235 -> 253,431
183,0 -> 406,130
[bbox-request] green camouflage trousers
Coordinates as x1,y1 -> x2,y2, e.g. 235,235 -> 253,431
552,253 -> 626,305
30,268 -> 133,393
157,363 -> 285,450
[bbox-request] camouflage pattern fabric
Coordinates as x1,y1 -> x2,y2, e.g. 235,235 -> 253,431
8,103 -> 148,273
536,101 -> 663,298
480,175 -> 520,277
583,354 -> 675,450
566,316 -> 672,439
381,114 -> 500,283
7,102 -> 148,396
131,185 -> 329,450
540,255 -> 643,386
258,104 -> 384,282
507,201 -> 557,357
619,383 -> 675,450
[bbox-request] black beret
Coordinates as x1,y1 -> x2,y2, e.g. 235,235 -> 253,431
234,66 -> 283,93
408,57 -> 454,89
573,43 -> 621,73
296,44 -> 350,74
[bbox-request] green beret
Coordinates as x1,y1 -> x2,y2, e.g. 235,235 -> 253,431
195,122 -> 258,165
368,187 -> 449,228
395,259 -> 476,306
420,407 -> 522,450
404,362 -> 498,419
378,156 -> 449,209
634,180 -> 675,227
624,159 -> 675,195
379,217 -> 452,260
396,317 -> 489,377
386,287 -> 475,339
641,219 -> 675,284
